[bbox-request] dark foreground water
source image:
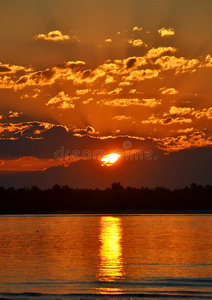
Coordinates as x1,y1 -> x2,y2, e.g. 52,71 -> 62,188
0,214 -> 212,299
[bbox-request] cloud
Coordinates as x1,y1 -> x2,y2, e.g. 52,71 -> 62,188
168,106 -> 194,116
20,88 -> 41,99
177,127 -> 194,134
145,47 -> 177,59
118,81 -> 133,86
98,98 -> 161,107
82,98 -> 93,104
0,122 -> 66,140
46,91 -> 77,109
72,126 -> 99,137
9,111 -> 22,118
2,60 -> 86,90
128,39 -> 144,47
108,88 -> 122,95
124,69 -> 159,81
105,39 -> 112,43
164,106 -> 212,120
160,87 -> 179,95
157,132 -> 212,152
34,30 -> 71,42
204,55 -> 212,68
76,89 -> 90,95
0,62 -> 32,74
155,56 -> 199,74
112,115 -> 132,121
158,27 -> 175,37
133,27 -> 142,31
0,154 -> 83,172
192,107 -> 212,119
141,115 -> 192,125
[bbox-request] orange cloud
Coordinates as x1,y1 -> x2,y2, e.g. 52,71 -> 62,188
124,69 -> 159,81
145,47 -> 177,59
142,115 -> 192,125
157,132 -> 212,152
204,55 -> 212,68
72,126 -> 99,137
0,122 -> 68,140
98,98 -> 161,107
160,87 -> 178,95
112,115 -> 132,121
118,81 -> 133,86
108,88 -> 122,95
156,56 -> 199,74
133,26 -> 142,31
158,27 -> 175,37
82,98 -> 93,104
9,111 -> 22,118
76,89 -> 90,95
0,62 -> 32,74
34,30 -> 70,42
165,106 -> 212,120
0,155 -> 77,172
46,91 -> 77,109
128,39 -> 144,47
168,106 -> 194,116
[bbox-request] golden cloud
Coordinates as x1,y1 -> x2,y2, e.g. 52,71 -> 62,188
158,27 -> 175,37
142,115 -> 192,125
0,62 -> 32,74
34,30 -> 70,42
145,47 -> 177,59
76,89 -> 90,95
72,126 -> 99,137
9,111 -> 22,118
157,132 -> 212,152
98,98 -> 161,107
204,55 -> 212,68
124,69 -> 159,81
133,26 -> 142,31
108,88 -> 122,95
112,115 -> 132,121
46,91 -> 77,109
160,87 -> 179,95
168,106 -> 194,115
128,39 -> 144,47
156,56 -> 199,74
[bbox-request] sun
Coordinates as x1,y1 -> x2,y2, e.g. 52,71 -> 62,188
101,153 -> 121,166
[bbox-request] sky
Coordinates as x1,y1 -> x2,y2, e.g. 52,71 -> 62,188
0,0 -> 212,189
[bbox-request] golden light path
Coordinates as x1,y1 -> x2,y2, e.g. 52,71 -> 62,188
101,153 -> 121,166
97,216 -> 125,294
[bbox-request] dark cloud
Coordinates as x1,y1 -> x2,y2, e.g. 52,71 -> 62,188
126,58 -> 137,69
0,66 -> 11,73
0,147 -> 211,190
16,76 -> 27,84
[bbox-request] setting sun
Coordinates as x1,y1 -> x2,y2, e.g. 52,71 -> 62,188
101,153 -> 121,166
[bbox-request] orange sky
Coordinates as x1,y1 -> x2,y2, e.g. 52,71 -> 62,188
0,0 -> 211,188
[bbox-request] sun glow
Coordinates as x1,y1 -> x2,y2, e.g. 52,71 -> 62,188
101,153 -> 121,166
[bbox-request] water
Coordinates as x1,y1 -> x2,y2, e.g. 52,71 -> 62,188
0,214 -> 212,299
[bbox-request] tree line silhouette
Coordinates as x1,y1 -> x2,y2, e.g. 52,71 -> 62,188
0,182 -> 212,214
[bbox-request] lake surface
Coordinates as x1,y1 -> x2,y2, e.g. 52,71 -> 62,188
0,214 -> 212,299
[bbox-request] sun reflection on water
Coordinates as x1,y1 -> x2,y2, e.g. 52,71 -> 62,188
97,216 -> 124,293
